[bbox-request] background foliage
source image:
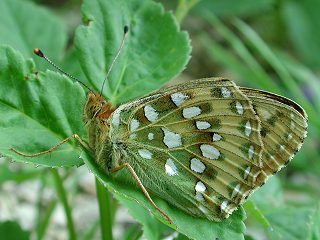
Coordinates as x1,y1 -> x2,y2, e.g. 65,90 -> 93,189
0,0 -> 319,239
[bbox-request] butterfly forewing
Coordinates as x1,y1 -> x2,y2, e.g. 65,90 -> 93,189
109,78 -> 277,221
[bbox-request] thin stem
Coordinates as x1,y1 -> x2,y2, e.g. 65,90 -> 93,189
51,169 -> 77,240
81,219 -> 100,240
95,178 -> 113,240
36,171 -> 46,240
37,199 -> 57,240
110,196 -> 118,225
175,0 -> 200,23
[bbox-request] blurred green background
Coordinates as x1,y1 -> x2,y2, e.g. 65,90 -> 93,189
0,0 -> 319,239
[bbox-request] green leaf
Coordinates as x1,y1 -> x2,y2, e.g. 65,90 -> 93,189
0,45 -> 86,167
0,221 -> 29,240
121,199 -> 173,240
175,0 -> 200,23
250,177 -> 284,209
193,0 -> 275,17
75,0 -> 191,104
249,177 -> 317,239
244,236 -> 254,240
202,13 -> 278,92
82,151 -> 246,240
0,0 -> 67,70
274,51 -> 320,114
61,46 -> 86,84
243,201 -> 271,229
36,198 -> 57,240
281,0 -> 320,69
311,204 -> 320,240
0,160 -> 41,185
265,206 -> 315,240
119,223 -> 142,240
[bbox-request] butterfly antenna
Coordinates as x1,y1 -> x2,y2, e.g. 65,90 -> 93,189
100,25 -> 129,96
33,48 -> 92,92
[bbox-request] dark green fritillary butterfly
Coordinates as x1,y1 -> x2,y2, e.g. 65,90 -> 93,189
83,77 -> 307,222
12,27 -> 308,224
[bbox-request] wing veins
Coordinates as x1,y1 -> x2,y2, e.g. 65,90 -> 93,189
167,153 -> 241,205
184,148 -> 254,187
128,95 -> 257,132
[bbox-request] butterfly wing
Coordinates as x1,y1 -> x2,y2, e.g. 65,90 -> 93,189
108,78 -> 307,221
240,88 -> 308,177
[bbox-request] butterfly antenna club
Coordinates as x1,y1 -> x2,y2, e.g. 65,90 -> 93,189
100,25 -> 129,96
33,48 -> 93,92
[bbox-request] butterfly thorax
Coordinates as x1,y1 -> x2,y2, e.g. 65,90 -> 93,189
83,92 -> 116,170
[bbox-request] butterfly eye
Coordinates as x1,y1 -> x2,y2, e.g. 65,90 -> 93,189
100,101 -> 106,107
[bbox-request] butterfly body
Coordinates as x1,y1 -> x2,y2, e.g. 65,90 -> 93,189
84,77 -> 308,221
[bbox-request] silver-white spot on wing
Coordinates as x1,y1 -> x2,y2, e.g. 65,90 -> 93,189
138,149 -> 152,159
248,145 -> 254,159
196,121 -> 211,130
244,166 -> 251,180
144,105 -> 158,122
148,132 -> 154,140
279,145 -> 285,151
245,121 -> 252,137
235,101 -> 243,115
183,106 -> 201,119
171,92 -> 189,106
195,181 -> 206,193
111,111 -> 120,127
130,119 -> 139,132
221,200 -> 229,212
195,192 -> 204,202
212,133 -> 222,141
221,87 -> 231,98
231,184 -> 241,199
200,144 -> 220,160
162,128 -> 182,148
190,158 -> 206,173
165,159 -> 178,176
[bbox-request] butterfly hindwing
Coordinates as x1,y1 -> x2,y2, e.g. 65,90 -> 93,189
241,88 -> 308,177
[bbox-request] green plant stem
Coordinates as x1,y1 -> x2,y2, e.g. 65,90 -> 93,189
110,197 -> 118,224
175,0 -> 200,23
36,171 -> 46,240
81,219 -> 100,240
51,169 -> 76,240
95,178 -> 113,240
37,199 -> 57,240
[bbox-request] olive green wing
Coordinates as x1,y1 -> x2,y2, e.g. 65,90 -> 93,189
108,78 -> 307,221
241,88 -> 308,177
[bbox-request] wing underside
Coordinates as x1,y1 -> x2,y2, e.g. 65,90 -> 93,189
109,78 -> 308,221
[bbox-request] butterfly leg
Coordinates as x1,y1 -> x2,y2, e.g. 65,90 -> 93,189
10,134 -> 91,157
110,162 -> 173,224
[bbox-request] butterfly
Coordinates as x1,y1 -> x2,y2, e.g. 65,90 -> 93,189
11,27 -> 308,224
81,77 -> 308,222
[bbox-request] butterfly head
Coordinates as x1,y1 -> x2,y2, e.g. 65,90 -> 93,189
84,92 -> 115,123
